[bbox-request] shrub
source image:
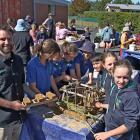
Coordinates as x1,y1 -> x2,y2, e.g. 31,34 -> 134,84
80,11 -> 140,33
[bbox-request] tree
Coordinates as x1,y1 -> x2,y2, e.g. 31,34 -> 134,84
113,0 -> 133,4
69,0 -> 91,16
90,0 -> 112,11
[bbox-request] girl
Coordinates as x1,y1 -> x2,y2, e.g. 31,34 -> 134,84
29,23 -> 38,43
60,41 -> 78,80
99,52 -> 118,100
26,39 -> 61,98
57,23 -> 72,40
94,60 -> 140,140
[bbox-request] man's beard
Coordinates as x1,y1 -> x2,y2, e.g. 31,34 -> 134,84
0,45 -> 13,58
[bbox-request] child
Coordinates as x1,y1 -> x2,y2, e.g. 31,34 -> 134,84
75,40 -> 94,85
55,21 -> 61,41
100,52 -> 118,100
26,39 -> 61,98
51,51 -> 72,88
84,26 -> 91,41
57,23 -> 72,40
36,25 -> 48,43
60,41 -> 78,80
94,60 -> 140,140
92,53 -> 104,87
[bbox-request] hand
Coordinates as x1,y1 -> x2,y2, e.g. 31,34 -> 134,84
10,101 -> 26,111
95,102 -> 103,109
62,75 -> 71,81
86,80 -> 93,85
129,38 -> 136,42
55,92 -> 62,100
94,132 -> 110,140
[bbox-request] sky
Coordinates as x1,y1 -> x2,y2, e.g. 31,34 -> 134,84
66,0 -> 140,4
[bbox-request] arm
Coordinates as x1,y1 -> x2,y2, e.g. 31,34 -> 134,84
55,72 -> 71,82
29,83 -> 42,95
121,33 -> 135,46
50,76 -> 61,98
87,72 -> 93,85
42,18 -> 49,29
75,63 -> 81,81
95,102 -> 108,109
0,98 -> 25,111
70,69 -> 78,80
94,124 -> 128,140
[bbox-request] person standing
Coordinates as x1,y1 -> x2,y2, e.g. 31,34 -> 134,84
0,25 -> 26,140
13,19 -> 34,67
42,13 -> 55,39
101,23 -> 113,50
120,26 -> 136,56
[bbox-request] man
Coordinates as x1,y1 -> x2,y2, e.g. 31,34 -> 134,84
42,13 -> 55,39
0,25 -> 25,140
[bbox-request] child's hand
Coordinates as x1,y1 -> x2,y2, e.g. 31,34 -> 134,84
95,102 -> 108,109
86,80 -> 93,85
95,102 -> 103,108
94,132 -> 110,140
62,75 -> 71,81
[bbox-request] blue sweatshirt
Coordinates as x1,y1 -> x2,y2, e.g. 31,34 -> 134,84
105,81 -> 140,140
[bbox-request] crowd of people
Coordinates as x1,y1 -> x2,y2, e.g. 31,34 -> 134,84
0,13 -> 140,140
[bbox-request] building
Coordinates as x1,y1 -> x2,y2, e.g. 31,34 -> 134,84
105,4 -> 140,12
0,0 -> 69,25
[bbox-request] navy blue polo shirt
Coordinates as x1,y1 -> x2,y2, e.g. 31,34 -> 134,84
0,53 -> 25,127
74,51 -> 93,76
62,59 -> 75,75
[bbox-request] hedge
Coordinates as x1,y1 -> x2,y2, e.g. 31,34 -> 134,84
80,11 -> 140,33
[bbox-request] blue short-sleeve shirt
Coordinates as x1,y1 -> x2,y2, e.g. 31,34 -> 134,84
51,60 -> 65,77
74,51 -> 93,76
62,59 -> 75,75
26,56 -> 52,94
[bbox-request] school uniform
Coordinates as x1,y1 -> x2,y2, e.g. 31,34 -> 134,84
97,69 -> 113,102
74,51 -> 93,82
26,56 -> 52,94
51,60 -> 66,87
105,81 -> 140,140
62,59 -> 75,76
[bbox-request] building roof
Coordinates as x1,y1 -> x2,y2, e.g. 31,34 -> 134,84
106,4 -> 140,11
35,0 -> 69,6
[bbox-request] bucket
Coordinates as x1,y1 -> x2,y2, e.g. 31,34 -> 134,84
94,43 -> 99,49
129,44 -> 135,51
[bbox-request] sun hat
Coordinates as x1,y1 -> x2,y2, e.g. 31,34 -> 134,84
122,26 -> 130,32
15,19 -> 27,31
79,40 -> 95,53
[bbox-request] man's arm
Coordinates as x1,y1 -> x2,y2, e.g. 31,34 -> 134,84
0,98 -> 25,111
